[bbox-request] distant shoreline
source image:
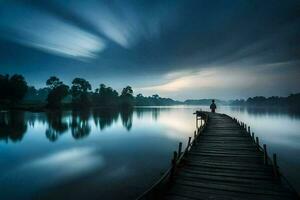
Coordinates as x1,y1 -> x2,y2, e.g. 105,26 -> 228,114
1,103 -> 299,113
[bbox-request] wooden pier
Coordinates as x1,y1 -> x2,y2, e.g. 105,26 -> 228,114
137,111 -> 299,200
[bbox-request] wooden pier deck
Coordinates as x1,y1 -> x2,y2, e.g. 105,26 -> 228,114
138,112 -> 299,200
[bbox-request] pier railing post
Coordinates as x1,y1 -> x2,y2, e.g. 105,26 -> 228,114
252,132 -> 255,141
263,144 -> 268,165
248,126 -> 251,134
193,131 -> 197,145
187,137 -> 191,150
178,142 -> 182,159
200,117 -> 203,127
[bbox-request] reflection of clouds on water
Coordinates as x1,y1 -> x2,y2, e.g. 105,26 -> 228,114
105,165 -> 129,179
133,108 -> 195,141
12,147 -> 105,186
25,147 -> 104,174
0,146 -> 105,199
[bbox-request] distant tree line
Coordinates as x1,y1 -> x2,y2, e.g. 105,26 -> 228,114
0,74 -> 179,110
1,74 -> 300,110
184,99 -> 227,105
180,95 -> 300,109
229,94 -> 300,108
135,94 -> 181,106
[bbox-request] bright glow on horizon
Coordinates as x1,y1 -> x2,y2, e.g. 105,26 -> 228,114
137,62 -> 299,100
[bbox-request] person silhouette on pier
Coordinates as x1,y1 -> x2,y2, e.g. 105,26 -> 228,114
210,100 -> 217,113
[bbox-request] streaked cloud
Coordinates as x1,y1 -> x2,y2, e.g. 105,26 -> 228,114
54,0 -> 179,48
0,3 -> 105,59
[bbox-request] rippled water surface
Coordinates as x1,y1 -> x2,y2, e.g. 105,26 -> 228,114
0,106 -> 299,199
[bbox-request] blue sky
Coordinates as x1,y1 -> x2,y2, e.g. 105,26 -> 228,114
0,0 -> 299,100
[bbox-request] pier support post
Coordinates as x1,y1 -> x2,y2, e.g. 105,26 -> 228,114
273,153 -> 279,179
256,137 -> 259,148
263,144 -> 268,165
170,151 -> 178,181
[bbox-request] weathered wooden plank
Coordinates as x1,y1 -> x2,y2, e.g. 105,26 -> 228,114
186,156 -> 264,165
189,150 -> 262,156
177,171 -> 282,187
189,152 -> 263,159
183,160 -> 272,172
166,185 -> 292,200
174,179 -> 293,197
193,148 -> 259,153
181,167 -> 273,180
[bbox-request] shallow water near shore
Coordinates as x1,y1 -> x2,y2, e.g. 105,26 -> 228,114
0,106 -> 299,199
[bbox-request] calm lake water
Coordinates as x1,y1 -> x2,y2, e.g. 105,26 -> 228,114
0,106 -> 299,199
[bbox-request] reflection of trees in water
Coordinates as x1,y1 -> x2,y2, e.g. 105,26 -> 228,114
45,112 -> 68,142
135,108 -> 144,119
120,108 -> 133,131
0,107 -> 159,143
151,108 -> 160,121
135,107 -> 162,121
93,108 -> 119,130
70,110 -> 91,139
0,111 -> 27,142
229,106 -> 300,119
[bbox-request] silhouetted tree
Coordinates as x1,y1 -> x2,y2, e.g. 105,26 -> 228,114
46,76 -> 69,109
93,84 -> 119,106
24,86 -> 50,102
46,76 -> 63,89
71,78 -> 92,108
120,86 -> 134,107
0,74 -> 28,107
